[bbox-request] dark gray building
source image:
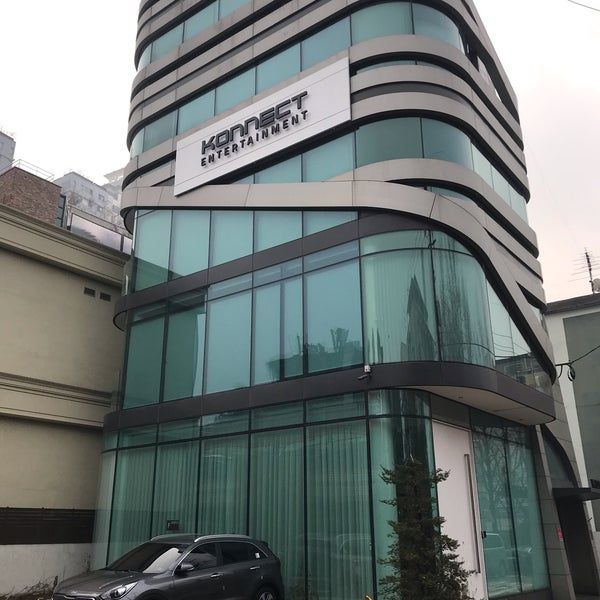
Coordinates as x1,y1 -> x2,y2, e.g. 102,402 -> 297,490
91,1 -> 598,598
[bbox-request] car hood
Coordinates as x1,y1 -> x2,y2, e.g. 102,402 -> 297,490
56,570 -> 144,595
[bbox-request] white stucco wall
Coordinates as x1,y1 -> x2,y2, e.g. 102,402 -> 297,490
0,544 -> 91,596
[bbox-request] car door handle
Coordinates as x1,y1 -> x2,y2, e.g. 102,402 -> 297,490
210,572 -> 224,578
250,566 -> 261,571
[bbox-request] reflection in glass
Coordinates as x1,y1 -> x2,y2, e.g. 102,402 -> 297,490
370,413 -> 434,590
205,292 -> 252,393
433,251 -> 494,367
134,210 -> 171,290
362,249 -> 438,363
305,260 -> 363,373
123,318 -> 164,408
473,433 -> 521,597
163,305 -> 206,401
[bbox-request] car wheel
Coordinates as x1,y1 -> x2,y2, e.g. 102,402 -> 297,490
255,587 -> 278,600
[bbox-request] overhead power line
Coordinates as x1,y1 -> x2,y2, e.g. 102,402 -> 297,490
556,342 -> 600,381
567,0 -> 600,12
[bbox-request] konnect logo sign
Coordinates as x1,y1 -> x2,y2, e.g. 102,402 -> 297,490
200,91 -> 309,166
175,57 -> 351,195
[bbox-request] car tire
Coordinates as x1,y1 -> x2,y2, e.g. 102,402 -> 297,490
255,587 -> 278,600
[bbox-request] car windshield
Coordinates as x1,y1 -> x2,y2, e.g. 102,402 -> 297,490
107,542 -> 188,573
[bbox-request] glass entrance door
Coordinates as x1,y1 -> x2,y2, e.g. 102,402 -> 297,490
433,421 -> 487,599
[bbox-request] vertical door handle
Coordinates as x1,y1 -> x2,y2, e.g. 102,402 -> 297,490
465,453 -> 482,574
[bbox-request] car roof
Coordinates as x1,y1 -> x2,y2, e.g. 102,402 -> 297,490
150,533 -> 259,545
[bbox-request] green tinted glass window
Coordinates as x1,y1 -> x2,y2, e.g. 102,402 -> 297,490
473,433 -> 521,597
356,117 -> 422,166
413,4 -> 463,50
305,260 -> 363,372
134,210 -> 171,291
177,91 -> 215,135
306,393 -> 365,422
151,24 -> 184,62
143,112 -> 177,152
307,421 -> 372,599
123,318 -> 164,408
370,416 -> 433,589
253,276 -> 303,384
130,130 -> 144,158
255,156 -> 302,183
210,211 -> 253,266
253,283 -> 281,385
492,166 -> 512,204
472,146 -> 494,189
507,442 -> 549,591
254,211 -> 302,252
368,389 -> 431,417
218,0 -> 247,18
433,250 -> 494,367
119,425 -> 157,448
360,230 -> 430,255
109,447 -> 155,561
163,305 -> 206,401
250,428 -> 305,589
422,119 -> 473,169
215,69 -> 256,114
91,452 -> 116,569
303,134 -> 354,181
362,249 -> 438,363
303,211 -> 357,236
159,419 -> 201,442
152,441 -> 199,536
169,210 -> 210,278
204,292 -> 252,393
351,2 -> 412,43
138,45 -> 152,70
203,411 -> 249,436
251,403 -> 304,430
301,18 -> 351,70
198,435 -> 248,534
256,45 -> 301,93
184,4 -> 218,41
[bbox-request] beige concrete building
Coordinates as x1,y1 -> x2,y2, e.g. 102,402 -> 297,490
0,168 -> 126,597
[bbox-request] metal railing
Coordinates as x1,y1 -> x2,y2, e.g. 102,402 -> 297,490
0,158 -> 54,180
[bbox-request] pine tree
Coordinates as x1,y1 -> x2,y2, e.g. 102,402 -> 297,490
379,459 -> 473,600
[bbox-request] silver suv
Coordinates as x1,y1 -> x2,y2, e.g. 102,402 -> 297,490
53,534 -> 284,600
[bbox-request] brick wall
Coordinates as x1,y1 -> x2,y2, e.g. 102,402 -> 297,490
0,167 -> 62,226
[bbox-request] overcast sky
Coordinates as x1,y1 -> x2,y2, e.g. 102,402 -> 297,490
1,0 -> 599,302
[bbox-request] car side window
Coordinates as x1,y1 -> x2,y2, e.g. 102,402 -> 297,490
186,543 -> 218,570
221,542 -> 254,564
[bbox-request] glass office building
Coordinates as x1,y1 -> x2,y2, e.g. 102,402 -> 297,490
92,0 -> 582,598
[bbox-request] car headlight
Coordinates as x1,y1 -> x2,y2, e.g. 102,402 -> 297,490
100,582 -> 138,600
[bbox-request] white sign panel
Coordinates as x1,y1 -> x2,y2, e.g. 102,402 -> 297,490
174,57 -> 351,195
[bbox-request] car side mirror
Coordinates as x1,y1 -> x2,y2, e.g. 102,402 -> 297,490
176,562 -> 196,574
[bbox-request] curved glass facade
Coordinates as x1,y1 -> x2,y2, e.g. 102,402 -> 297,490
472,410 -> 550,597
242,117 -> 528,221
93,392 -> 548,599
130,1 -> 465,158
137,0 -> 250,70
121,215 -> 550,410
